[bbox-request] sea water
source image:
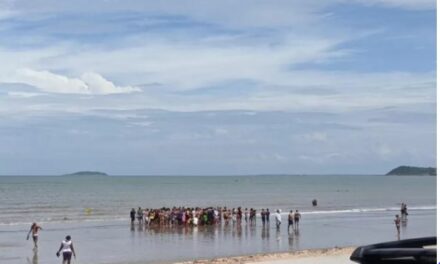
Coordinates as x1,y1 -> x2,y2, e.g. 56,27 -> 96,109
0,175 -> 436,264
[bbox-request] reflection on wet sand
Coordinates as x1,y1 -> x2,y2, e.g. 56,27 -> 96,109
26,248 -> 38,264
288,230 -> 300,250
261,224 -> 269,240
128,220 -> 306,253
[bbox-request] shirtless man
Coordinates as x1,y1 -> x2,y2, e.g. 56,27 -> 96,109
27,222 -> 43,248
288,210 -> 294,232
294,210 -> 301,230
265,209 -> 270,223
261,209 -> 266,225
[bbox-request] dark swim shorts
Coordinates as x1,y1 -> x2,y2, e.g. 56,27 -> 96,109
63,251 -> 72,260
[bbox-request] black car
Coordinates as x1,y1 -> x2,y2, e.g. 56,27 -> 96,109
350,237 -> 436,264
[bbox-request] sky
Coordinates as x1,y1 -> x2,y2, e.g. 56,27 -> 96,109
0,0 -> 436,175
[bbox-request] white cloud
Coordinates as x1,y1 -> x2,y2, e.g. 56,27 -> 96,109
4,0 -> 434,31
2,70 -> 434,117
80,72 -> 140,94
11,68 -> 140,95
7,91 -> 45,98
0,0 -> 434,115
129,121 -> 153,127
304,132 -> 328,142
41,37 -> 350,91
14,68 -> 88,94
3,1 -> 330,29
68,129 -> 90,135
350,0 -> 436,10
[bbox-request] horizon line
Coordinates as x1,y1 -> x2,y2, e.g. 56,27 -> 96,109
0,173 -> 394,177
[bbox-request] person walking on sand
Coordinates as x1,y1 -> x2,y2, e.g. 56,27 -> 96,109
288,210 -> 294,232
56,235 -> 76,264
394,214 -> 401,235
275,209 -> 282,229
27,223 -> 42,249
294,210 -> 301,230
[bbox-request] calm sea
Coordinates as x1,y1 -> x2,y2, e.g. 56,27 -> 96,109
0,175 -> 436,225
0,175 -> 436,264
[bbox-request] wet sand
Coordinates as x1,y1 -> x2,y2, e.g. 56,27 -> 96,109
0,209 -> 435,264
175,247 -> 355,264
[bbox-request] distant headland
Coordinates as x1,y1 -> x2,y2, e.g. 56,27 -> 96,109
63,171 -> 108,176
386,166 -> 436,176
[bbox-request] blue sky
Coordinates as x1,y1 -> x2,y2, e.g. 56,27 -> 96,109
0,0 -> 436,175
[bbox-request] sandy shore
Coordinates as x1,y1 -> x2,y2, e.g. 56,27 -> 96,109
175,247 -> 356,264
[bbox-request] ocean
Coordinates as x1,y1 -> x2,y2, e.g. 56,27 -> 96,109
0,175 -> 436,264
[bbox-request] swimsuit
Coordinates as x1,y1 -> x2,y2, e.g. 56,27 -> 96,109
61,240 -> 72,260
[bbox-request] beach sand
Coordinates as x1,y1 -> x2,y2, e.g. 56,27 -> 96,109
175,247 -> 356,264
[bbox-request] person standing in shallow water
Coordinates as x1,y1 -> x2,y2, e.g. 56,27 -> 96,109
137,207 -> 143,224
56,235 -> 76,264
261,209 -> 266,225
27,222 -> 42,249
130,208 -> 136,223
244,208 -> 248,223
294,210 -> 301,230
266,209 -> 270,223
394,214 -> 401,238
288,210 -> 294,232
400,203 -> 408,221
249,208 -> 255,224
275,209 -> 282,229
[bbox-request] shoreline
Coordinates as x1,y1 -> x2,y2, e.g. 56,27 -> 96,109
174,246 -> 356,264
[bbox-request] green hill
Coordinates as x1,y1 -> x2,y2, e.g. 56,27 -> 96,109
386,166 -> 436,176
63,171 -> 108,176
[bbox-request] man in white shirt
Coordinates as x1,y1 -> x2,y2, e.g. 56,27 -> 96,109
275,209 -> 282,229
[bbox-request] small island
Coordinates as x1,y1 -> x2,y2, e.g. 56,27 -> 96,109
63,171 -> 108,176
386,166 -> 436,176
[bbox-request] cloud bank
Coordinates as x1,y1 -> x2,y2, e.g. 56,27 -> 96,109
0,0 -> 435,174
12,69 -> 140,95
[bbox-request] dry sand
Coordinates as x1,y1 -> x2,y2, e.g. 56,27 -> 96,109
175,247 -> 356,264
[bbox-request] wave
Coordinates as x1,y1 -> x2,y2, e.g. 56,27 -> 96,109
277,205 -> 436,216
0,216 -> 128,227
0,205 -> 435,226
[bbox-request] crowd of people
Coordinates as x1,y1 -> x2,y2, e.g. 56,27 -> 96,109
25,201 -> 410,263
129,206 -> 302,231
